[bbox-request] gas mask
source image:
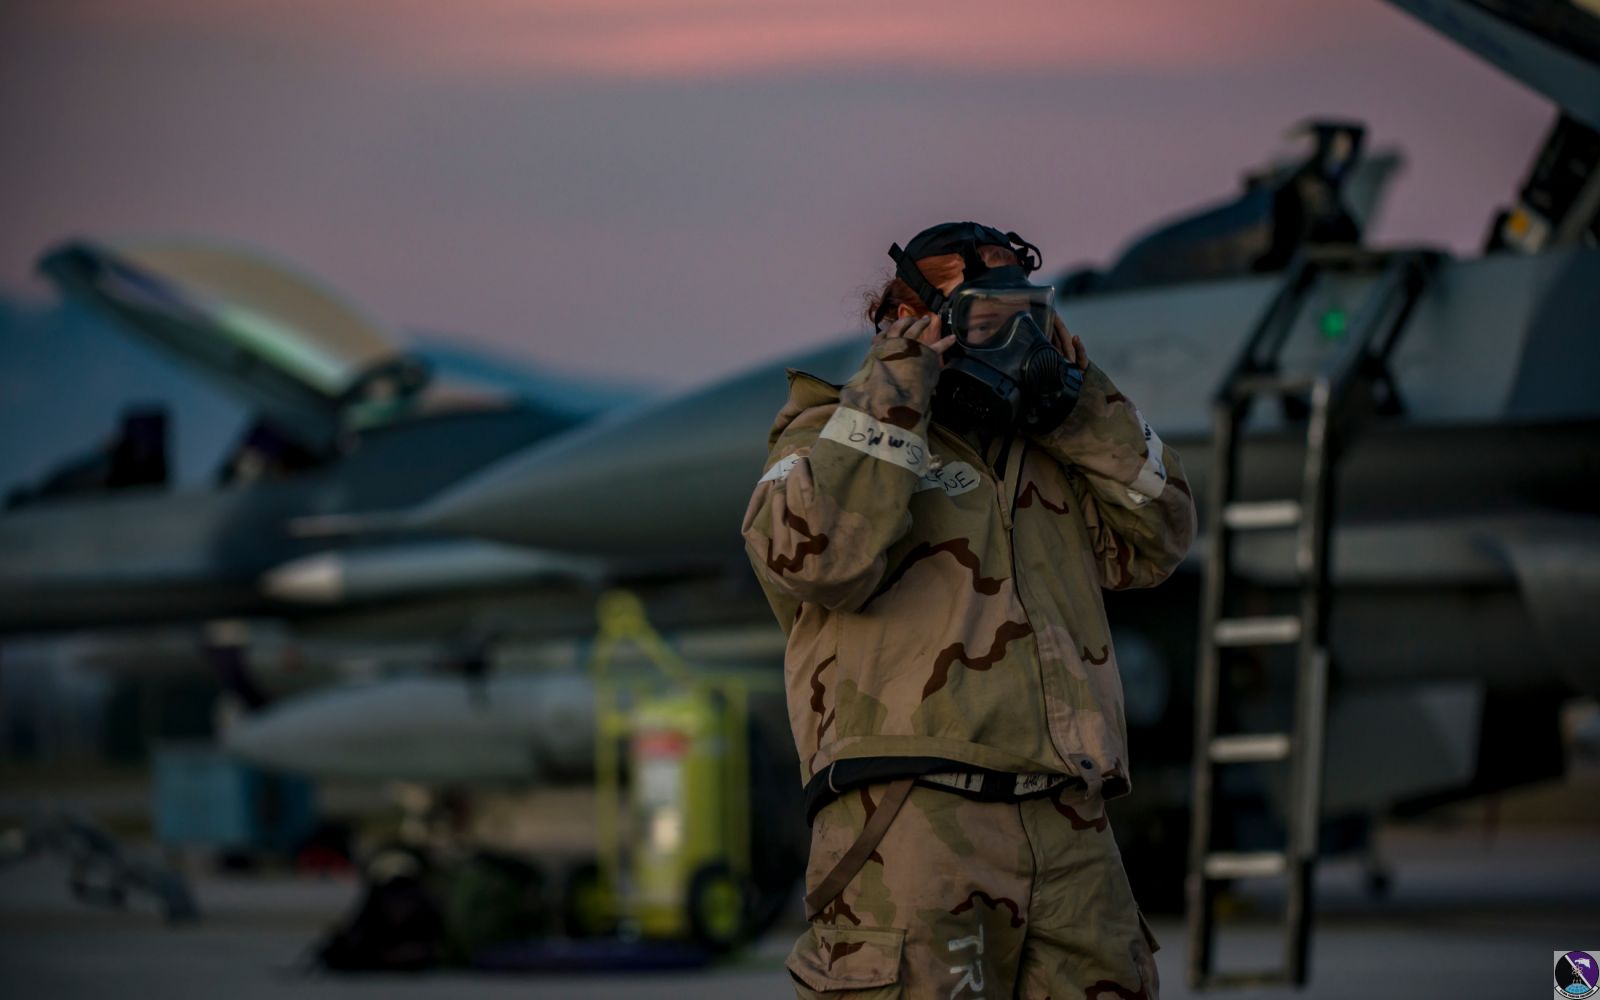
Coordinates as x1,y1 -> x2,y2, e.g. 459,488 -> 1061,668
875,222 -> 1084,440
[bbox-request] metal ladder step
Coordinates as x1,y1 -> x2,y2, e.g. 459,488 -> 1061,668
1188,249 -> 1441,992
1227,372 -> 1318,398
1200,970 -> 1296,990
1213,615 -> 1302,646
1222,499 -> 1302,530
1203,851 -> 1289,879
1209,732 -> 1292,763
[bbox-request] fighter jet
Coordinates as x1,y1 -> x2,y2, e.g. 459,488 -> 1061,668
0,238 -> 644,638
1055,119 -> 1399,297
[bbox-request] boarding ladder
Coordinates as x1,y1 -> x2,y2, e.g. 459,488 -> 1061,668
1185,246 -> 1443,990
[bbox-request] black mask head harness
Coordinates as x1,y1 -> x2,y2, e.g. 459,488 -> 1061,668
875,222 -> 1083,454
872,222 -> 1042,327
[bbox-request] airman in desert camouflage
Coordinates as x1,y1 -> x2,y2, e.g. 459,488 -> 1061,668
742,223 -> 1195,998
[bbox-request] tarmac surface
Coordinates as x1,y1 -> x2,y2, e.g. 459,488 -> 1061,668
2,817 -> 1597,999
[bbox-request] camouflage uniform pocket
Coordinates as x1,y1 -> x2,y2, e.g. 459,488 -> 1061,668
786,923 -> 905,998
1134,907 -> 1162,998
1136,907 -> 1161,953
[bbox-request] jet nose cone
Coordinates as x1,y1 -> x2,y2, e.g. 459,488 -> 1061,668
400,339 -> 864,558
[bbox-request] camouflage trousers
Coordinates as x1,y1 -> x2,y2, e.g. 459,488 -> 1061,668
787,781 -> 1161,999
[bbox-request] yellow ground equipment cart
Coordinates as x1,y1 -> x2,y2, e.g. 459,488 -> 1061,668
563,591 -> 772,953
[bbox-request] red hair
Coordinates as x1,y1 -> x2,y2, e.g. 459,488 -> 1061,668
864,244 -> 1022,330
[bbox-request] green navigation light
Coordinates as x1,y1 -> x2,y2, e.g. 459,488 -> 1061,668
1319,308 -> 1348,339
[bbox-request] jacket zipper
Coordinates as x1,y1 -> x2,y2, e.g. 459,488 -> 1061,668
935,429 -> 1082,781
1005,440 -> 1085,782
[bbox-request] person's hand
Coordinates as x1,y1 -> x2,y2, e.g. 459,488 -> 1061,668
880,314 -> 957,368
1050,313 -> 1088,371
1067,332 -> 1086,370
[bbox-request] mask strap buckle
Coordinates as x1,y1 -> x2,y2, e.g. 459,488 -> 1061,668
1005,231 -> 1043,273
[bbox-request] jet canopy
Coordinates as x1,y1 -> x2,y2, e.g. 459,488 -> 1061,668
39,238 -> 432,452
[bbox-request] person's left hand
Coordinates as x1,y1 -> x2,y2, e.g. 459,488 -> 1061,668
1050,313 -> 1088,370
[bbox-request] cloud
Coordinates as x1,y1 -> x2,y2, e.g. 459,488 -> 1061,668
26,0 -> 1368,81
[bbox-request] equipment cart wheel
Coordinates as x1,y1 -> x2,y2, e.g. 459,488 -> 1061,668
561,861 -> 617,938
686,861 -> 749,952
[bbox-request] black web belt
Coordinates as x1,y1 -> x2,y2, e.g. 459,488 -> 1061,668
803,755 -> 1085,826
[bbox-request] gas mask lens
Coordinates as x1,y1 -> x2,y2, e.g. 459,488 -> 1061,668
948,285 -> 1056,349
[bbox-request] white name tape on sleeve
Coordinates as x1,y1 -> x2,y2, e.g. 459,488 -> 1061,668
819,406 -> 929,475
915,460 -> 982,496
758,452 -> 803,485
1127,409 -> 1169,505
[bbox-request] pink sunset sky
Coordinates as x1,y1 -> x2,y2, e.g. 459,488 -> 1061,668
0,0 -> 1553,387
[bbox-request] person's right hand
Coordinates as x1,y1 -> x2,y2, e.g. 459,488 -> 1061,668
880,314 -> 957,368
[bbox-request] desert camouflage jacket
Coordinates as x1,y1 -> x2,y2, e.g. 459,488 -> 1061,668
741,332 -> 1196,812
